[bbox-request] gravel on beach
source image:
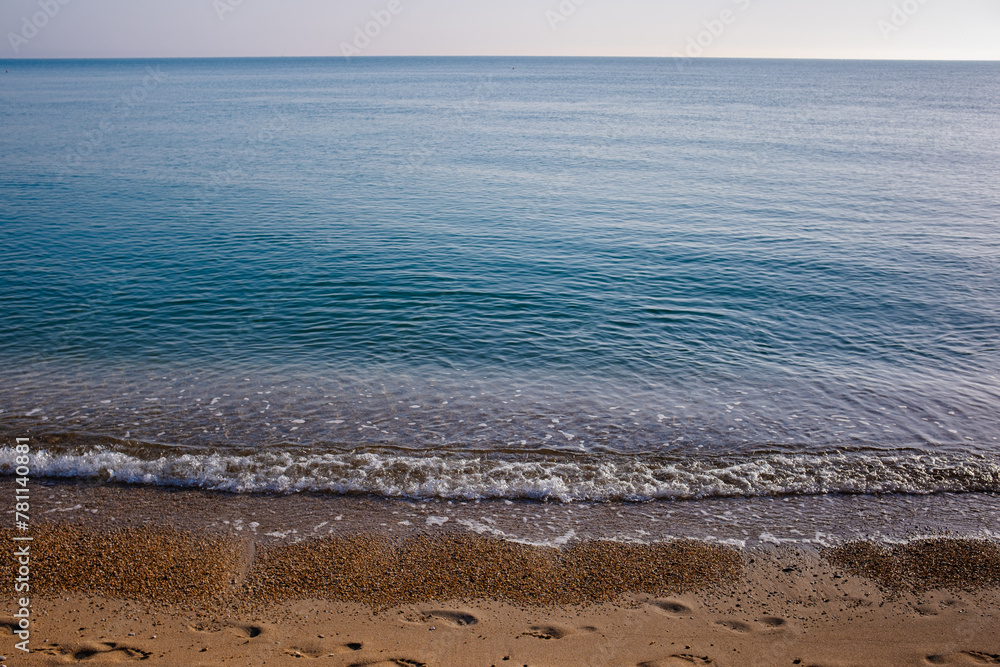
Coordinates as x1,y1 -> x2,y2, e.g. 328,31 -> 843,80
6,524 -> 1000,608
243,533 -> 744,607
824,538 -> 1000,592
1,524 -> 242,605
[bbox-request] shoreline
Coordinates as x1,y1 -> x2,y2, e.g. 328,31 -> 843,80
19,477 -> 1000,549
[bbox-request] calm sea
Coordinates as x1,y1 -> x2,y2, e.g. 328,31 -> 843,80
1,57 -> 998,510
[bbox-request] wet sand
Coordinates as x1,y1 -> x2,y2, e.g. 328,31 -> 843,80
26,478 -> 1000,548
3,518 -> 1000,666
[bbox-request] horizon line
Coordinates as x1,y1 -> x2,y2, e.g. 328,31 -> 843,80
2,54 -> 999,63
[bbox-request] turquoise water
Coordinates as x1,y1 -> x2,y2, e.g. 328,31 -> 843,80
1,57 -> 998,501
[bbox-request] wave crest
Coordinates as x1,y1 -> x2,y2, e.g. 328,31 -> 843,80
2,447 -> 998,502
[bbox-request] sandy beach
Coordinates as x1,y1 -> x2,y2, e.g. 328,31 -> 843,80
4,511 -> 999,667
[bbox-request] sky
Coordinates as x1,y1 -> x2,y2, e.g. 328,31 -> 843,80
2,0 -> 999,60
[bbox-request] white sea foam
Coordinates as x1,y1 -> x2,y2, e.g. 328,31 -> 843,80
458,519 -> 578,547
0,447 -> 997,502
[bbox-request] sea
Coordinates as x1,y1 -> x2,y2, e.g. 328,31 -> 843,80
1,57 -> 998,546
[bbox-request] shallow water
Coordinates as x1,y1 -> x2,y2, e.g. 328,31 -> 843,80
1,57 -> 998,509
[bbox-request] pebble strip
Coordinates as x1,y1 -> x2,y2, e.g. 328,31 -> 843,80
0,524 -> 242,605
5,524 -> 1000,607
242,533 -> 744,607
824,538 -> 1000,592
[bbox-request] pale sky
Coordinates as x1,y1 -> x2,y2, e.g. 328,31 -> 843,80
3,0 -> 999,60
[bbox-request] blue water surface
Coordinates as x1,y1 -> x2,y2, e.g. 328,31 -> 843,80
0,58 -> 998,498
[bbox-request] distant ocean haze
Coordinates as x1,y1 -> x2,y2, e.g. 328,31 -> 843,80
0,57 -> 998,507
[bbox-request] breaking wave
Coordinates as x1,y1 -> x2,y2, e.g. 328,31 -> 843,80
2,447 -> 998,503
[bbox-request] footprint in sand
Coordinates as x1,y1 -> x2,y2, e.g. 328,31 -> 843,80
0,617 -> 21,633
714,616 -> 789,633
651,600 -> 693,615
521,625 -> 573,640
926,653 -> 1000,665
759,616 -> 788,628
234,624 -> 265,638
285,644 -> 328,659
402,609 -> 480,628
36,641 -> 153,662
188,622 -> 267,639
423,610 -> 479,627
915,599 -> 968,617
284,641 -> 364,659
639,655 -> 714,666
714,620 -> 752,633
